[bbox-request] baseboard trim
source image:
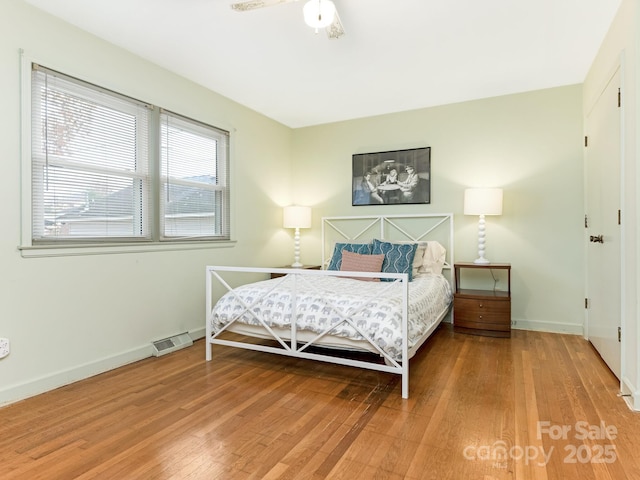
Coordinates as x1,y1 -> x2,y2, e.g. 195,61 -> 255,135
621,376 -> 640,411
190,326 -> 206,340
0,327 -> 207,408
0,344 -> 152,407
512,318 -> 583,336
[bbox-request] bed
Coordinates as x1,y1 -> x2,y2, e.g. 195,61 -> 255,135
205,214 -> 454,398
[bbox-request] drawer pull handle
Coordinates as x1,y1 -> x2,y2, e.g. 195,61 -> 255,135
479,303 -> 483,308
479,315 -> 483,319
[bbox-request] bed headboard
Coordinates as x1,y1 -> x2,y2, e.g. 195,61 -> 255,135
321,213 -> 454,284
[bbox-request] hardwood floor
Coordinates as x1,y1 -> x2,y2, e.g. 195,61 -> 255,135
2,325 -> 639,479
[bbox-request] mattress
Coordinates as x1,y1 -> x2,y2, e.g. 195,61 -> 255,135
210,273 -> 452,359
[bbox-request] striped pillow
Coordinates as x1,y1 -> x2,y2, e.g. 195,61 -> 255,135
339,251 -> 385,281
327,242 -> 372,270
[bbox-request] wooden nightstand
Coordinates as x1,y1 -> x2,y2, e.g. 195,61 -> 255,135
270,265 -> 321,279
453,262 -> 511,338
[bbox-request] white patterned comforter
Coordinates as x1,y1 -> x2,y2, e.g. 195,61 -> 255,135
210,273 -> 452,359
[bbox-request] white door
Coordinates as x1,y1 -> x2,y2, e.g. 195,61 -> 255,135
585,68 -> 621,378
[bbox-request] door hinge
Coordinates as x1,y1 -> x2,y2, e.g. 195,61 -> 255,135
585,214 -> 589,228
585,298 -> 589,309
618,209 -> 621,225
618,326 -> 621,342
584,136 -> 588,147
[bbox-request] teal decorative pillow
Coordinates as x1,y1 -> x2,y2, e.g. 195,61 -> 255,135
371,239 -> 418,281
327,242 -> 372,270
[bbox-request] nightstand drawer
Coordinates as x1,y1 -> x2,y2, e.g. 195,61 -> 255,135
454,297 -> 511,332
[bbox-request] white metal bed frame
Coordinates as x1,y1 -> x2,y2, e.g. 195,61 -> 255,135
205,213 -> 454,399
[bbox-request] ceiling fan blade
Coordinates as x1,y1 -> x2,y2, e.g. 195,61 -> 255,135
231,0 -> 296,12
232,0 -> 345,39
326,10 -> 345,39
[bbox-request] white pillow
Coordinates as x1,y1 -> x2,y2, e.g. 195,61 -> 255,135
419,241 -> 447,275
413,242 -> 428,275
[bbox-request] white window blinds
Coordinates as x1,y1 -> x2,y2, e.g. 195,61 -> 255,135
31,65 -> 151,242
160,110 -> 229,240
29,63 -> 230,245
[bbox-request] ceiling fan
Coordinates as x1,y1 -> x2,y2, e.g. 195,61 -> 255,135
231,0 -> 345,39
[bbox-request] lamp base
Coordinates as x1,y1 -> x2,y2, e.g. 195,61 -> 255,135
291,227 -> 303,269
473,257 -> 490,265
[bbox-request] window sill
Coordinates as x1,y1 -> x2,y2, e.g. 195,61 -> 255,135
19,240 -> 236,258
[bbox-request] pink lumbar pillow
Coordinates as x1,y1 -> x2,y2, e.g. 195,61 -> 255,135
340,251 -> 385,281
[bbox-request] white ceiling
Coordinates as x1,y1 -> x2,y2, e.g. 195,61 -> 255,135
24,0 -> 622,128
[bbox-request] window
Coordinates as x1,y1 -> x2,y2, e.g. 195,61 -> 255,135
29,64 -> 230,246
160,110 -> 229,240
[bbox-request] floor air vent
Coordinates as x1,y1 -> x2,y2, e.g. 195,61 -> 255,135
152,332 -> 193,357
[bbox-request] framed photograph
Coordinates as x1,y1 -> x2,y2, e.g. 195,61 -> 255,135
352,147 -> 431,206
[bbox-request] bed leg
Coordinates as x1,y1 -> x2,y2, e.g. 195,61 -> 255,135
206,340 -> 212,361
402,363 -> 409,399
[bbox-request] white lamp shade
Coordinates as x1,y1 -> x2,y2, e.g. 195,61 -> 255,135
303,0 -> 336,29
283,205 -> 312,229
464,188 -> 503,216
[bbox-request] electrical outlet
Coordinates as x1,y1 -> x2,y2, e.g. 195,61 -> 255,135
0,338 -> 10,359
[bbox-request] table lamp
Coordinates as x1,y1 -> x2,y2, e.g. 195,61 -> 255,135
283,205 -> 312,267
464,188 -> 503,264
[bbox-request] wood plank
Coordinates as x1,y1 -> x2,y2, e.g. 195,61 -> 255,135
1,326 -> 639,479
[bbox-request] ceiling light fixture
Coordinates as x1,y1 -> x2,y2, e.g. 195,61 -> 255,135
303,0 -> 336,32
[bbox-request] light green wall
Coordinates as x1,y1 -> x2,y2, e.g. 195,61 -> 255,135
292,86 -> 585,334
0,0 -> 294,404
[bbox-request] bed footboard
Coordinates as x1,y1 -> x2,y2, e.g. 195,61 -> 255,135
205,266 -> 413,398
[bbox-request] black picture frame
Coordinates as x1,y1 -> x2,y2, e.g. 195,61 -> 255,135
352,147 -> 431,206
